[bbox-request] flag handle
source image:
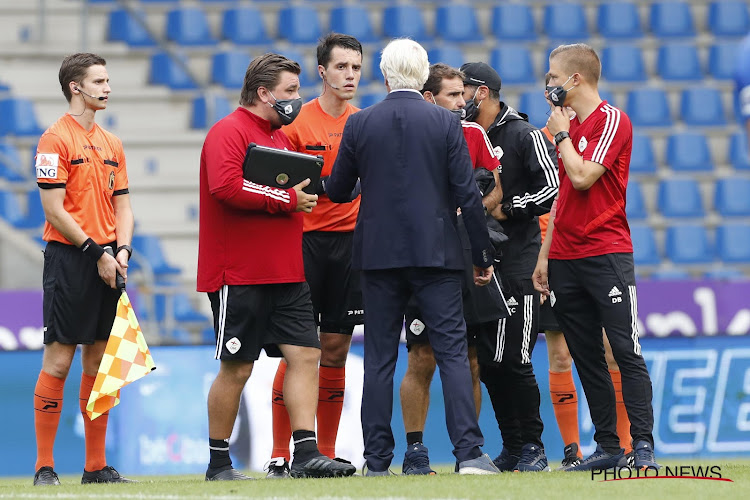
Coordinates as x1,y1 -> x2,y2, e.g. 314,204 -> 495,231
103,246 -> 126,292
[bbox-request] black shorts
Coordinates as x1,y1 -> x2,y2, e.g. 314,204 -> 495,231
42,241 -> 120,345
208,282 -> 320,362
303,231 -> 363,334
539,298 -> 561,332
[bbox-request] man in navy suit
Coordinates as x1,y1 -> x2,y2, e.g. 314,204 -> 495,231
326,38 -> 499,475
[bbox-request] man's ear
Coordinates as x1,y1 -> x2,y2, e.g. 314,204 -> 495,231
423,91 -> 433,102
477,85 -> 490,100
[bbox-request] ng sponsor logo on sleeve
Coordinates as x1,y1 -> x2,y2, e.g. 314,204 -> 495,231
35,153 -> 59,179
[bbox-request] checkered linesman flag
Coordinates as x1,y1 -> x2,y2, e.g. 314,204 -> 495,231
86,291 -> 156,420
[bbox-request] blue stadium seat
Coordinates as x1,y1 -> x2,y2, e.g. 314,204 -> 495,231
16,189 -> 45,229
0,98 -> 44,136
703,268 -> 745,281
149,52 -> 198,90
0,142 -> 26,182
716,223 -> 750,263
665,132 -> 713,172
656,43 -> 701,81
278,6 -> 322,44
544,3 -> 589,41
665,225 -> 714,264
427,47 -> 465,70
519,90 -> 550,129
601,44 -> 646,82
708,0 -> 750,38
150,287 -> 210,323
630,134 -> 656,175
626,181 -> 647,220
221,7 -> 270,46
626,88 -> 672,127
210,51 -> 252,89
650,269 -> 692,280
599,89 -> 617,107
383,5 -> 430,42
680,87 -> 726,126
435,5 -> 482,43
597,2 -> 643,39
715,177 -> 750,216
649,1 -> 695,38
131,234 -> 182,276
108,8 -> 156,47
490,46 -> 535,85
191,94 -> 233,129
709,41 -> 740,80
165,7 -> 216,46
276,49 -> 315,87
330,6 -> 377,44
0,191 -> 25,227
657,178 -> 704,217
491,4 -> 536,41
729,131 -> 750,170
358,92 -> 387,109
630,224 -> 660,266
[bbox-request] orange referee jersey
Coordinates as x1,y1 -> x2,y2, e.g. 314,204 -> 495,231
36,113 -> 128,245
538,126 -> 555,243
282,98 -> 360,232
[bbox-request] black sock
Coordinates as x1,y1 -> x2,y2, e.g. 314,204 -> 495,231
292,430 -> 320,463
208,438 -> 232,471
406,432 -> 423,446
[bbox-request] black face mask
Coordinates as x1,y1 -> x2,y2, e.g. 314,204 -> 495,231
268,91 -> 303,125
546,75 -> 575,107
463,88 -> 482,122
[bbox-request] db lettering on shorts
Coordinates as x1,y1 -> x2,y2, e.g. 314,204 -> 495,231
36,153 -> 59,179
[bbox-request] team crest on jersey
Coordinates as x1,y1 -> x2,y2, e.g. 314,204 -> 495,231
36,153 -> 59,179
578,136 -> 588,152
225,337 -> 241,354
409,319 -> 425,335
108,170 -> 115,190
493,146 -> 504,159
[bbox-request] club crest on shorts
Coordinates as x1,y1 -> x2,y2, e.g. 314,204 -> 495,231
225,337 -> 241,354
409,319 -> 425,335
549,290 -> 556,307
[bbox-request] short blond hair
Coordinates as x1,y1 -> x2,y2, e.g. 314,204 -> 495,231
549,44 -> 601,84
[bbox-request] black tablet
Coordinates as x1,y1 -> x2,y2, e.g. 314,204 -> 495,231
242,143 -> 324,195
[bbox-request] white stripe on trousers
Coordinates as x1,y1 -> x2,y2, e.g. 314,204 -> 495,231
494,318 -> 506,363
214,285 -> 228,359
521,295 -> 533,364
628,285 -> 641,355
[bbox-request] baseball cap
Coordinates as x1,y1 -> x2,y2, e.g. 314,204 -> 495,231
460,62 -> 502,91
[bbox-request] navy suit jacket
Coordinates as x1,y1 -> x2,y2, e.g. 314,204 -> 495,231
326,90 -> 494,271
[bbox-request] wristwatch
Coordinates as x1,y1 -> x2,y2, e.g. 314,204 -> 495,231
554,130 -> 571,146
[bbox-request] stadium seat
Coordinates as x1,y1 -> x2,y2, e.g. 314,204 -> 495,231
649,1 -> 695,38
626,88 -> 672,127
435,5 -> 482,43
383,5 -> 430,42
543,3 -> 589,41
165,7 -> 216,46
707,0 -> 750,38
656,43 -> 701,81
599,89 -> 617,107
149,52 -> 198,90
715,177 -> 750,216
221,7 -> 270,46
0,98 -> 44,136
709,41 -> 740,80
210,51 -> 252,89
130,234 -> 182,276
626,181 -> 647,220
600,44 -> 646,82
703,268 -> 745,280
191,94 -> 233,129
657,178 -> 704,217
680,87 -> 726,126
716,223 -> 750,263
665,224 -> 714,264
276,48 -> 316,87
330,6 -> 377,44
665,132 -> 713,172
729,131 -> 750,170
519,90 -> 550,129
427,47 -> 465,70
151,290 -> 210,323
490,46 -> 535,85
358,92 -> 387,109
650,269 -> 692,280
278,6 -> 322,44
14,189 -> 45,229
0,191 -> 25,227
629,134 -> 656,175
491,4 -> 536,41
0,142 -> 26,182
107,8 -> 156,47
630,224 -> 660,266
597,2 -> 643,39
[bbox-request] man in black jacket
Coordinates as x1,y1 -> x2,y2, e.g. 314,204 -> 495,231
461,62 -> 559,472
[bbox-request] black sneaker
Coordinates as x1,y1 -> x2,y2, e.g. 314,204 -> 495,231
265,457 -> 290,479
81,465 -> 136,484
205,466 -> 254,481
491,448 -> 520,472
560,444 -> 624,472
633,440 -> 661,470
290,454 -> 356,478
556,443 -> 582,470
402,443 -> 436,475
514,443 -> 550,472
33,466 -> 60,486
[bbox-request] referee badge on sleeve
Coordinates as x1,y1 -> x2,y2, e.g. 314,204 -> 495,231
36,153 -> 59,179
